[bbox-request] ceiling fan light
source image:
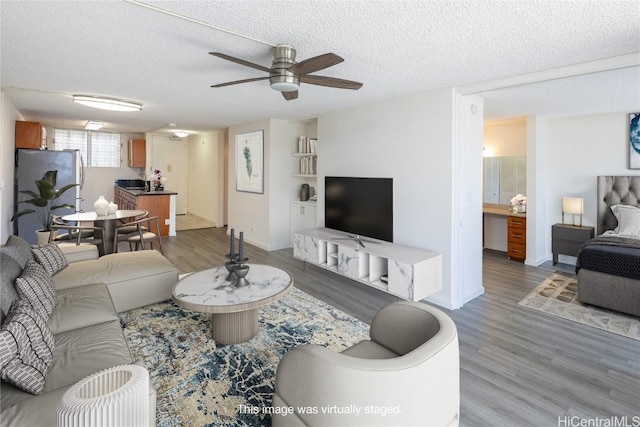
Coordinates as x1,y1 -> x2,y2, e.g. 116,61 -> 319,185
270,81 -> 300,92
73,95 -> 142,112
174,131 -> 189,138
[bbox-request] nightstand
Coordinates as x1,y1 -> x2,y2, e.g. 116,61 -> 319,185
551,223 -> 595,264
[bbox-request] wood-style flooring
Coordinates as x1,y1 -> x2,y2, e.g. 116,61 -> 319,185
160,227 -> 640,426
175,213 -> 216,231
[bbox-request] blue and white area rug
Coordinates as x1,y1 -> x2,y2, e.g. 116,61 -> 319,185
119,287 -> 370,426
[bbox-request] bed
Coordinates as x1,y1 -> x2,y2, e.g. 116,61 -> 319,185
576,175 -> 640,317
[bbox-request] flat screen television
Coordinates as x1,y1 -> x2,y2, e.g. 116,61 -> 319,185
324,176 -> 393,242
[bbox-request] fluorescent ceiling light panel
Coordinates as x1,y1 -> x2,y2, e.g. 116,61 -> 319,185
84,120 -> 104,130
73,95 -> 142,112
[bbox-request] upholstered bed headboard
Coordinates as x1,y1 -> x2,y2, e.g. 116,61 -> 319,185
596,176 -> 640,235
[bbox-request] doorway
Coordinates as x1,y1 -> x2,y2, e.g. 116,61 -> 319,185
150,135 -> 188,215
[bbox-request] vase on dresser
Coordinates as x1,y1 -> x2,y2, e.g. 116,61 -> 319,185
94,196 -> 110,216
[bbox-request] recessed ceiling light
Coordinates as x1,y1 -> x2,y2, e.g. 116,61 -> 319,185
174,131 -> 189,138
73,95 -> 142,112
84,120 -> 104,130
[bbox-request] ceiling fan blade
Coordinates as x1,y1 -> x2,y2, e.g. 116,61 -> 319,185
282,91 -> 298,101
290,53 -> 344,75
209,52 -> 271,73
300,74 -> 363,90
211,76 -> 269,88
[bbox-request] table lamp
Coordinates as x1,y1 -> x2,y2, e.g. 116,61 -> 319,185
562,197 -> 583,226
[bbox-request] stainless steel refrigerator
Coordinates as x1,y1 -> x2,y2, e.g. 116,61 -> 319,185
14,149 -> 84,244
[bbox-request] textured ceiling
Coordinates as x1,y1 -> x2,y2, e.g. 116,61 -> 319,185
1,0 -> 639,134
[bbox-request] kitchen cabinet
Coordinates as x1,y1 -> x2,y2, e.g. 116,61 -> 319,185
113,186 -> 170,236
15,121 -> 45,149
128,139 -> 146,167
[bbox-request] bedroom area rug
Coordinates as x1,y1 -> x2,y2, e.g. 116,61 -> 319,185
119,287 -> 370,427
518,273 -> 640,341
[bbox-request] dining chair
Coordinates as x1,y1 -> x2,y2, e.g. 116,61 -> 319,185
115,209 -> 149,236
47,221 -> 106,254
50,215 -> 95,240
114,216 -> 163,254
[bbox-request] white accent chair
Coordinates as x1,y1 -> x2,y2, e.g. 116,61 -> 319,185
272,301 -> 460,427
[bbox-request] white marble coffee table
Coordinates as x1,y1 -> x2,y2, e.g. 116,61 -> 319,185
171,264 -> 293,344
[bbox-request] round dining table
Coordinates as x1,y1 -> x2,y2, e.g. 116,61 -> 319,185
61,209 -> 147,255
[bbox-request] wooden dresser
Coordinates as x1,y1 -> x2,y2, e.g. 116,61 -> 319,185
507,216 -> 526,261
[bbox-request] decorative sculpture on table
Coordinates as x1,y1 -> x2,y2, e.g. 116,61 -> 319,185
225,228 -> 250,287
93,196 -> 110,216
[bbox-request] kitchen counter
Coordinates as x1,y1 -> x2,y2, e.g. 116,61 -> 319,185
113,186 -> 177,236
121,188 -> 177,196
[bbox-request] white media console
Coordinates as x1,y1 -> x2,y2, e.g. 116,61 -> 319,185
293,227 -> 442,301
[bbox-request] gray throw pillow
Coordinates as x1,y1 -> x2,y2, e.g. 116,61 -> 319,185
0,252 -> 22,316
0,299 -> 55,395
15,260 -> 56,320
31,243 -> 68,276
0,235 -> 34,269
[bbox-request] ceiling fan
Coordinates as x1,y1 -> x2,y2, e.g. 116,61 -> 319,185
209,45 -> 363,100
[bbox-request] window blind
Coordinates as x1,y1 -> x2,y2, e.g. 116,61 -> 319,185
53,129 -> 121,168
53,129 -> 88,161
90,132 -> 120,167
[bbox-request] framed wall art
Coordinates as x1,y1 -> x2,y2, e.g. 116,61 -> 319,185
630,113 -> 640,169
236,130 -> 264,193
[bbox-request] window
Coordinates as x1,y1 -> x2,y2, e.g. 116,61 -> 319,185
90,132 -> 120,167
54,129 -> 121,167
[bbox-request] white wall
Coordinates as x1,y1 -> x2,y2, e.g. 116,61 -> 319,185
0,92 -> 24,243
227,119 -> 310,250
270,119 -> 307,250
228,119 -> 271,249
187,131 -> 225,226
318,88 -> 463,309
533,112 -> 636,264
483,117 -> 527,157
525,115 -> 550,266
452,94 -> 485,307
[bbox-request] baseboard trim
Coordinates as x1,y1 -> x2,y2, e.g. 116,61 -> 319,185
461,287 -> 485,306
524,257 -> 547,267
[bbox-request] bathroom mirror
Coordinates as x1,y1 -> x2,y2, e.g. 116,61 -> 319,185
483,156 -> 526,204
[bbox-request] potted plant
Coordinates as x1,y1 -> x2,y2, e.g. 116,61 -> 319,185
11,170 -> 79,243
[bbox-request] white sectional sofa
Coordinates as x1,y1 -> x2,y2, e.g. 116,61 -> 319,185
0,235 -> 179,426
